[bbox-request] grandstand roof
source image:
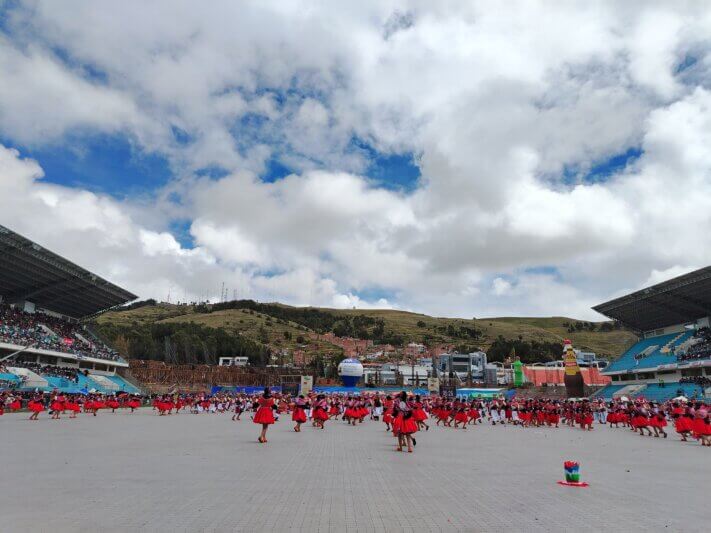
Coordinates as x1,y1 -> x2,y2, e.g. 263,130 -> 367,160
0,225 -> 136,318
593,266 -> 711,332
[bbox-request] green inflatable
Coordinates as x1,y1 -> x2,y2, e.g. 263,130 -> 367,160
512,359 -> 524,387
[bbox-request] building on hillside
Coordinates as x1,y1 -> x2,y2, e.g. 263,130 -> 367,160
591,266 -> 711,402
310,332 -> 373,357
218,357 -> 249,366
404,342 -> 426,358
362,362 -> 432,386
436,351 -> 487,380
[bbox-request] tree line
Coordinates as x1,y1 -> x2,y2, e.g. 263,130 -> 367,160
486,335 -> 563,363
92,321 -> 271,366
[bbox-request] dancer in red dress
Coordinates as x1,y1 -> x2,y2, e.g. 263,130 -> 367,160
66,396 -> 81,419
395,392 -> 418,452
50,393 -> 65,420
28,394 -> 44,421
253,387 -> 276,443
107,397 -> 121,413
292,395 -> 308,432
312,394 -> 329,429
412,395 -> 430,431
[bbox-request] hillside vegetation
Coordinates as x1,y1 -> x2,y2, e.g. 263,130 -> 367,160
93,300 -> 638,365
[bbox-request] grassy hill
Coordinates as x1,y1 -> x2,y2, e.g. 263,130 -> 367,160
93,300 -> 638,364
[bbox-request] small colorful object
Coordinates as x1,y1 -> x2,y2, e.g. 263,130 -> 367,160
557,460 -> 589,487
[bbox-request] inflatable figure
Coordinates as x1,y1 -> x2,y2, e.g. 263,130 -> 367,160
562,339 -> 585,398
512,358 -> 524,387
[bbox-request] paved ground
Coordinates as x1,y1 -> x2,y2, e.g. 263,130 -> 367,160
1,409 -> 708,533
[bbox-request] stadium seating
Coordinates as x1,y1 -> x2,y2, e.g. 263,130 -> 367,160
7,366 -> 48,389
0,371 -> 20,385
87,373 -> 120,392
590,384 -> 626,400
604,331 -> 696,373
677,327 -> 711,362
75,372 -> 110,393
42,375 -> 84,393
634,383 -> 709,402
0,302 -> 123,362
107,374 -> 141,394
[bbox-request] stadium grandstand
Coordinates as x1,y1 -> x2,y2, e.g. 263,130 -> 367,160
591,266 -> 711,402
0,225 -> 141,394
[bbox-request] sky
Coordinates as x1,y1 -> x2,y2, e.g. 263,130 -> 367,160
1,1 -> 711,320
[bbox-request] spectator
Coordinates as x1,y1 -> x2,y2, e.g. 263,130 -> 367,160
0,302 -> 121,362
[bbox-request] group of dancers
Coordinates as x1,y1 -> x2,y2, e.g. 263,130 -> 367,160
605,398 -> 711,445
0,391 -> 142,419
3,388 -> 709,448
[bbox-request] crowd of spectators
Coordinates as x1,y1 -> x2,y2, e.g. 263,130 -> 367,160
679,376 -> 711,388
0,303 -> 121,362
8,361 -> 79,383
677,327 -> 711,362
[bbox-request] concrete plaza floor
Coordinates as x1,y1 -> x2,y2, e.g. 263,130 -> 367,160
1,409 -> 708,532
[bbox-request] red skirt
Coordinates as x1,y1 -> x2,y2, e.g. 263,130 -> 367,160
650,416 -> 666,428
292,407 -> 307,423
253,406 -> 275,424
692,418 -> 711,436
10,400 -> 21,411
383,412 -> 393,424
344,408 -> 358,418
313,407 -> 329,421
67,402 -> 81,413
392,415 -> 402,434
675,418 -> 691,433
547,414 -> 560,424
454,412 -> 468,423
51,401 -> 64,412
413,408 -> 428,421
29,401 -> 44,413
399,414 -> 418,434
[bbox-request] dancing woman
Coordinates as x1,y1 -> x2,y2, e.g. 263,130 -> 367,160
292,395 -> 308,432
28,394 -> 44,421
396,391 -> 418,453
413,395 -> 430,431
253,387 -> 276,443
312,394 -> 329,429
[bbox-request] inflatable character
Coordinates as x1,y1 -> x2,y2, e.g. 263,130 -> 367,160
562,339 -> 585,398
512,358 -> 524,387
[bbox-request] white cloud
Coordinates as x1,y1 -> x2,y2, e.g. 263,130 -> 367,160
492,278 -> 512,296
1,2 -> 711,321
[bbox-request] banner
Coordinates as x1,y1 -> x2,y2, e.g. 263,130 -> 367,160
300,375 -> 313,395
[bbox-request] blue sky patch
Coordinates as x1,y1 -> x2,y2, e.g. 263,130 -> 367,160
562,146 -> 642,185
2,133 -> 173,199
675,54 -> 698,74
195,166 -> 230,180
523,265 -> 561,279
262,157 -> 294,183
352,286 -> 397,304
168,219 -> 195,249
351,138 -> 421,192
